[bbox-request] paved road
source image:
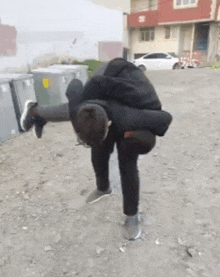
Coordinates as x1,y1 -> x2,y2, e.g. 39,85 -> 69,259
1,67 -> 220,277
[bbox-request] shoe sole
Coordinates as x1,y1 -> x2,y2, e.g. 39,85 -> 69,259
87,192 -> 112,204
20,100 -> 36,131
129,228 -> 142,240
32,126 -> 39,139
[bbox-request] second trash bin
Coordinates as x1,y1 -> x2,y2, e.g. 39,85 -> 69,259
0,73 -> 36,132
31,68 -> 76,106
49,64 -> 88,85
0,78 -> 19,143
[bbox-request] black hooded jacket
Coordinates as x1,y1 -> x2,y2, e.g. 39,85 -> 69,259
66,58 -> 172,137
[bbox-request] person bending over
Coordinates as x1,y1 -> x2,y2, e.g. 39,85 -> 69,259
20,58 -> 172,240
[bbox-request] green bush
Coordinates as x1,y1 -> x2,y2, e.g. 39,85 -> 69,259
71,59 -> 103,76
210,61 -> 220,69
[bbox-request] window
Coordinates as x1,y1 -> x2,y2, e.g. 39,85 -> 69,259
157,53 -> 168,59
175,0 -> 196,8
144,54 -> 159,59
140,28 -> 155,42
165,26 -> 171,39
144,53 -> 168,59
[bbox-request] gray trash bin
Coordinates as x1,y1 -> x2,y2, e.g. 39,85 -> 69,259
31,68 -> 76,106
0,73 -> 36,132
0,78 -> 19,143
49,64 -> 88,85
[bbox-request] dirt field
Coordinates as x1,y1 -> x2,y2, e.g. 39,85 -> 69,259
1,68 -> 220,277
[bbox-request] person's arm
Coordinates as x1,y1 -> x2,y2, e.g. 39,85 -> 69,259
85,100 -> 172,137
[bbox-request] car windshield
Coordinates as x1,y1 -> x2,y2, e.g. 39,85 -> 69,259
169,53 -> 178,58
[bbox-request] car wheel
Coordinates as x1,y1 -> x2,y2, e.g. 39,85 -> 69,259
138,65 -> 146,71
173,63 -> 181,70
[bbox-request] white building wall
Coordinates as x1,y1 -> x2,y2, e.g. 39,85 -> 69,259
130,25 -> 180,59
131,0 -> 157,12
123,14 -> 130,48
208,22 -> 219,62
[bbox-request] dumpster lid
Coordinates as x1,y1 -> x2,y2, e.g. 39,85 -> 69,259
0,78 -> 11,85
0,73 -> 33,81
50,64 -> 88,70
31,68 -> 70,74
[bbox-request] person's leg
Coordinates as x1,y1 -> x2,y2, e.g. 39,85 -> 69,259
21,79 -> 83,138
86,137 -> 114,203
117,130 -> 156,240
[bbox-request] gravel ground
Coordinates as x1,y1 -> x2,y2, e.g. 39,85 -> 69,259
1,68 -> 220,277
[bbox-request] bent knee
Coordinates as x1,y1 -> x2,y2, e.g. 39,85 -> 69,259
123,130 -> 156,154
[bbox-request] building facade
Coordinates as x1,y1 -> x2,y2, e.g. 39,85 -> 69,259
98,41 -> 123,61
125,0 -> 220,65
0,19 -> 17,56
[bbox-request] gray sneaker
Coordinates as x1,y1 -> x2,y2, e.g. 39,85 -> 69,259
20,100 -> 38,131
124,213 -> 141,240
86,188 -> 112,204
20,100 -> 46,138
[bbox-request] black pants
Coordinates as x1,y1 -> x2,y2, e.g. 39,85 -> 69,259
91,130 -> 156,216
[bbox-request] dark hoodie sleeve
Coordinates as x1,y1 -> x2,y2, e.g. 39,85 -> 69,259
85,99 -> 172,137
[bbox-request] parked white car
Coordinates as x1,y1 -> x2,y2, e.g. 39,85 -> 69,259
133,52 -> 181,71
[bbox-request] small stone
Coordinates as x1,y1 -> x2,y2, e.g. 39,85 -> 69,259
155,239 -> 160,245
119,247 -> 125,253
22,226 -> 28,230
186,247 -> 198,257
44,246 -> 53,252
54,234 -> 62,243
186,268 -> 196,276
177,237 -> 187,246
23,194 -> 30,200
214,155 -> 220,162
96,246 -> 105,255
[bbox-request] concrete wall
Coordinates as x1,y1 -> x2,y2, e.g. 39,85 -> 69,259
131,0 -> 157,12
179,24 -> 193,55
207,22 -> 219,63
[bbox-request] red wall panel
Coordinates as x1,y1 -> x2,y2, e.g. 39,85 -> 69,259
0,25 -> 17,56
127,0 -> 213,27
159,0 -> 212,23
127,10 -> 159,27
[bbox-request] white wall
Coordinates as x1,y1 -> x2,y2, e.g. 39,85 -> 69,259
130,25 -> 179,58
131,0 -> 157,12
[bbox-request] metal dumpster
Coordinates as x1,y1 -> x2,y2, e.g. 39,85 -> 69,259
49,64 -> 88,85
0,73 -> 36,132
0,78 -> 19,143
31,68 -> 76,106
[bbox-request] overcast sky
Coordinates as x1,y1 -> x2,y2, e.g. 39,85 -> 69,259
0,0 -> 125,40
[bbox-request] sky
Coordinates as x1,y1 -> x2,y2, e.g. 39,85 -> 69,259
0,0 -> 125,40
